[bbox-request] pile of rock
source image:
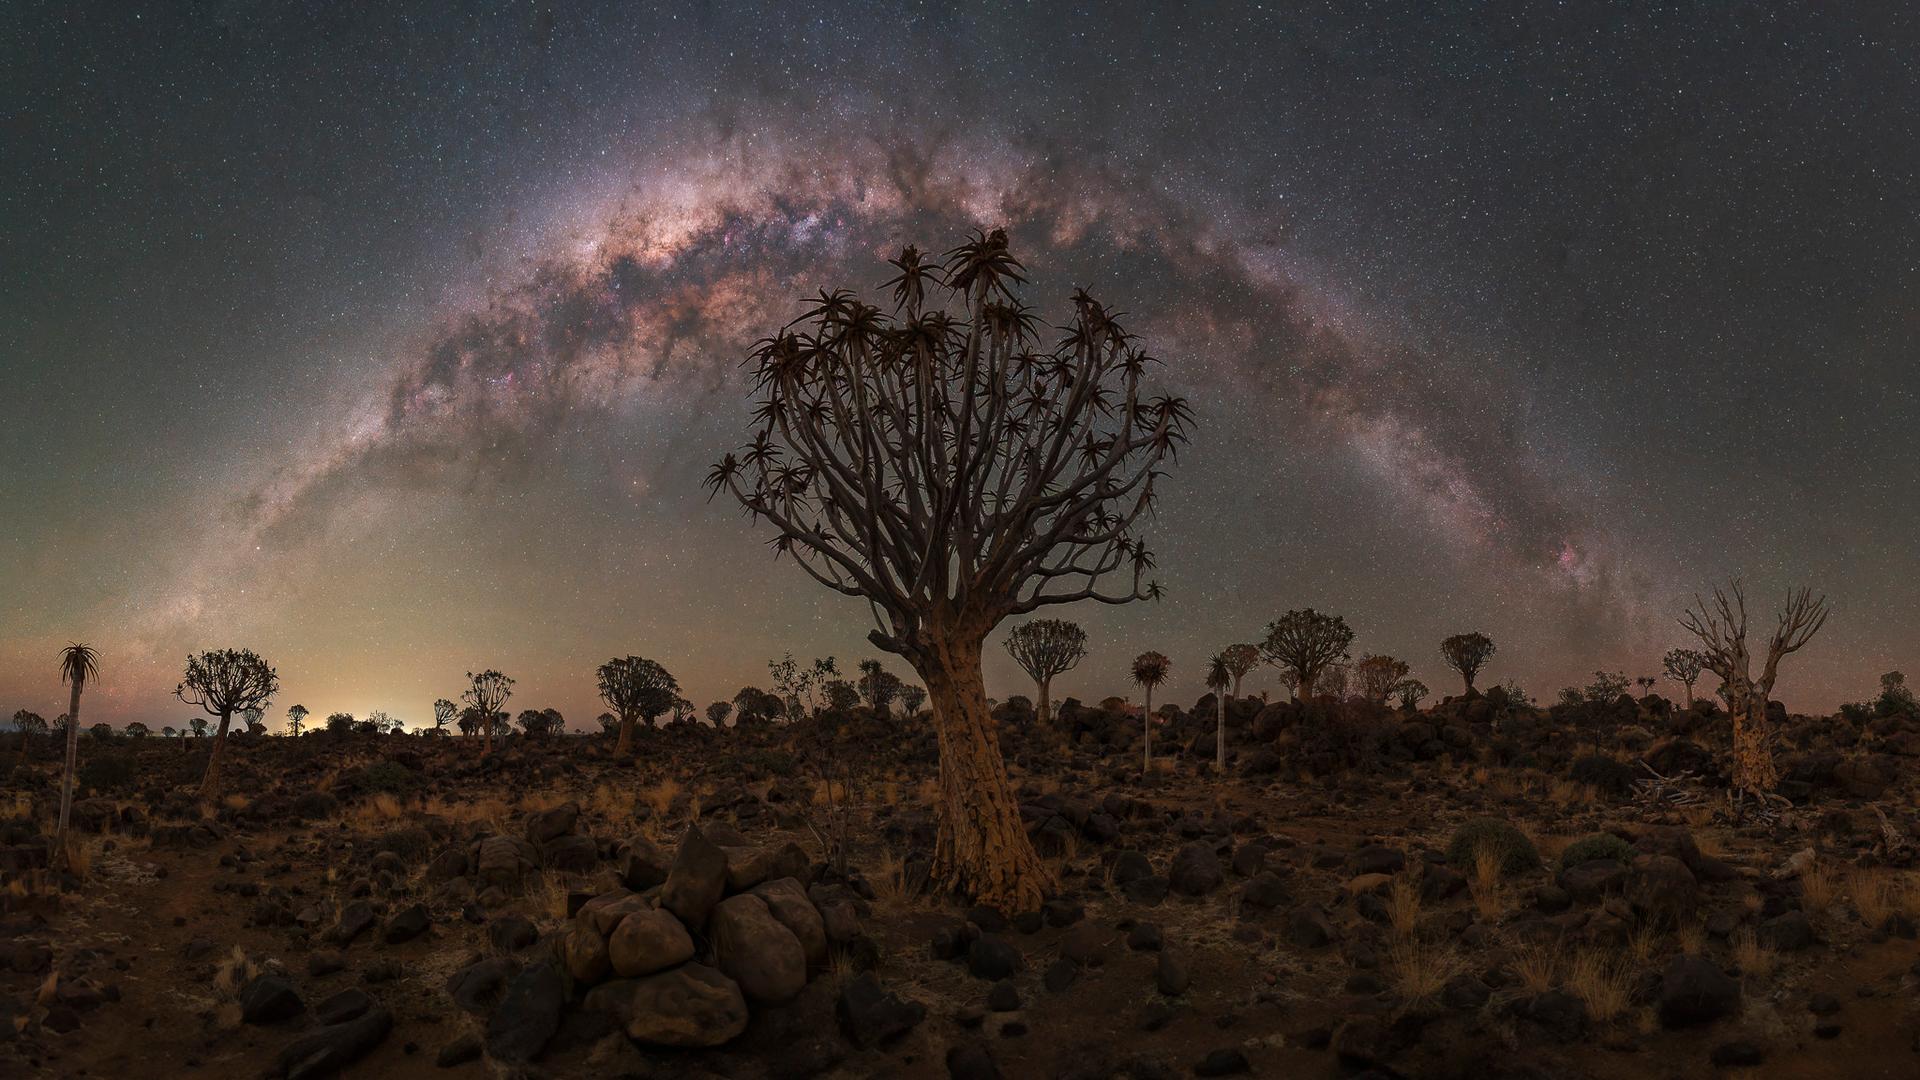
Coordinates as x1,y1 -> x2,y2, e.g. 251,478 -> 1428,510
469,823 -> 859,1062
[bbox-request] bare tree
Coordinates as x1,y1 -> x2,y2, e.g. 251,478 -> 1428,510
1205,652 -> 1231,769
1680,581 -> 1829,803
1131,652 -> 1171,771
463,670 -> 514,756
707,232 -> 1192,910
175,648 -> 277,803
1439,632 -> 1496,693
597,656 -> 678,754
1661,648 -> 1706,707
1261,610 -> 1353,700
1353,654 -> 1411,705
1003,619 -> 1088,728
1221,643 -> 1260,702
53,643 -> 97,869
432,698 -> 458,736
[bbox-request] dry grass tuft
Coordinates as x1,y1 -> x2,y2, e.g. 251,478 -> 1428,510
1470,848 -> 1513,922
1566,950 -> 1633,1022
347,792 -> 405,831
1388,937 -> 1465,1004
1388,874 -> 1423,939
1799,860 -> 1837,917
213,946 -> 258,996
1510,942 -> 1560,995
1674,920 -> 1706,955
1849,867 -> 1917,926
870,848 -> 926,911
519,790 -> 570,814
1731,926 -> 1775,978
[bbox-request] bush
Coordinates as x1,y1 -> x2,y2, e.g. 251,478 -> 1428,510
346,760 -> 417,795
1569,754 -> 1636,795
1558,832 -> 1637,870
79,752 -> 138,794
1446,817 -> 1539,878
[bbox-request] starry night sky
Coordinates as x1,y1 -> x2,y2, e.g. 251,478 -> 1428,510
4,2 -> 1916,729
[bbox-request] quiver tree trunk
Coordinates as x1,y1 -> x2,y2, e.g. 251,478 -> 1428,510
54,683 -> 82,866
1216,692 -> 1227,769
1727,683 -> 1778,797
614,715 -> 634,757
914,634 -> 1054,913
1142,688 -> 1153,771
1035,677 -> 1052,729
198,711 -> 233,802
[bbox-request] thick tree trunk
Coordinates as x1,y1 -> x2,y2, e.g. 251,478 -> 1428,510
198,711 -> 232,802
1216,690 -> 1227,769
615,714 -> 633,756
915,635 -> 1054,913
1035,677 -> 1052,728
53,683 -> 82,869
1727,682 -> 1777,797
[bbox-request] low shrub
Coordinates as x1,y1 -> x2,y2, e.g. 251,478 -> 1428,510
1446,817 -> 1539,878
1558,832 -> 1637,870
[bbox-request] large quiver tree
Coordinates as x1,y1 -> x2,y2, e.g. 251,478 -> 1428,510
709,231 -> 1193,911
175,648 -> 277,803
1680,581 -> 1828,804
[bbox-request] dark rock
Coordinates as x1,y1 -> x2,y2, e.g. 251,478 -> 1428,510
967,935 -> 1022,981
1759,910 -> 1815,952
1659,955 -> 1740,1028
837,971 -> 927,1048
273,1008 -> 392,1079
1169,842 -> 1224,896
1194,1048 -> 1252,1076
382,904 -> 429,945
660,826 -> 730,929
1710,1039 -> 1765,1067
240,975 -> 304,1025
484,961 -> 566,1064
314,988 -> 374,1025
435,1032 -> 482,1067
947,1043 -> 1001,1080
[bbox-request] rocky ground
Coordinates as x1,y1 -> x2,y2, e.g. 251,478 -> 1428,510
4,689 -> 1920,1079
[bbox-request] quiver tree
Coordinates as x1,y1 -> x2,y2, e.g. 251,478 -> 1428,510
285,703 -> 308,737
1131,651 -> 1171,771
1394,678 -> 1429,710
463,670 -> 514,755
1354,654 -> 1411,706
13,710 -> 47,764
1205,652 -> 1231,769
1003,619 -> 1089,728
1661,648 -> 1706,707
432,698 -> 458,735
1680,581 -> 1829,803
53,644 -> 98,868
1260,609 -> 1353,701
1221,643 -> 1259,702
1439,632 -> 1496,693
175,648 -> 277,803
708,231 -> 1193,911
857,659 -> 904,715
596,656 -> 678,754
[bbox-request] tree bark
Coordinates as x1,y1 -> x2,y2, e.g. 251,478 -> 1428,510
198,710 -> 232,803
1035,677 -> 1052,729
1142,686 -> 1153,772
1216,690 -> 1227,769
915,634 -> 1054,913
53,682 -> 82,869
614,714 -> 633,757
1727,682 -> 1778,797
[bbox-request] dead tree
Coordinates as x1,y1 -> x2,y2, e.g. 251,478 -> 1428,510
1003,619 -> 1088,728
1680,581 -> 1829,805
708,231 -> 1192,910
1440,632 -> 1497,693
175,648 -> 277,803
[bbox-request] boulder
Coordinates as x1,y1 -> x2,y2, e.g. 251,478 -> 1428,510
1169,842 -> 1224,896
837,970 -> 927,1048
587,964 -> 749,1048
660,827 -> 729,929
484,961 -> 566,1064
1658,955 -> 1740,1028
608,908 -> 695,978
240,975 -> 304,1024
751,877 -> 829,965
710,894 -> 807,1003
524,801 -> 580,845
272,1008 -> 392,1079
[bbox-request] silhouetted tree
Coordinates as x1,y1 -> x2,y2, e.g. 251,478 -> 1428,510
1439,632 -> 1496,693
597,656 -> 678,754
162,726 -> 177,738
857,659 -> 904,715
1131,652 -> 1171,771
731,687 -> 783,725
1206,652 -> 1231,769
1394,678 -> 1429,710
669,697 -> 696,725
1221,642 -> 1259,702
1681,581 -> 1829,803
706,701 -> 732,727
13,709 -> 46,765
175,648 -> 277,803
899,684 -> 927,716
1261,610 -> 1353,700
769,654 -> 838,721
89,722 -> 112,740
822,679 -> 861,712
1661,648 -> 1706,706
1003,619 -> 1088,729
326,711 -> 355,735
1354,654 -> 1411,705
708,232 -> 1192,909
517,708 -> 563,738
242,706 -> 267,736
285,703 -> 308,737
432,698 -> 458,736
126,721 -> 150,737
190,716 -> 209,738
463,670 -> 513,756
53,643 -> 98,869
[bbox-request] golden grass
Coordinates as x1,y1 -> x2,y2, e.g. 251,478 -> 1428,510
1799,860 -> 1837,917
1849,867 -> 1917,926
641,777 -> 683,822
61,835 -> 96,880
213,946 -> 257,996
221,793 -> 251,812
1387,874 -> 1423,939
870,848 -> 926,912
1674,920 -> 1706,955
347,792 -> 405,831
1730,926 -> 1775,978
1510,942 -> 1560,995
519,790 -> 570,814
1388,937 -> 1466,1003
1470,849 -> 1513,922
1566,950 -> 1633,1022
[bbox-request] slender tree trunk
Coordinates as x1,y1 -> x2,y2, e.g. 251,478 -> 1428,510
198,710 -> 233,802
615,714 -> 633,756
1142,686 -> 1153,772
53,682 -> 83,869
483,712 -> 493,756
915,634 -> 1054,913
1035,677 -> 1052,728
1216,689 -> 1227,769
1683,681 -> 1695,708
